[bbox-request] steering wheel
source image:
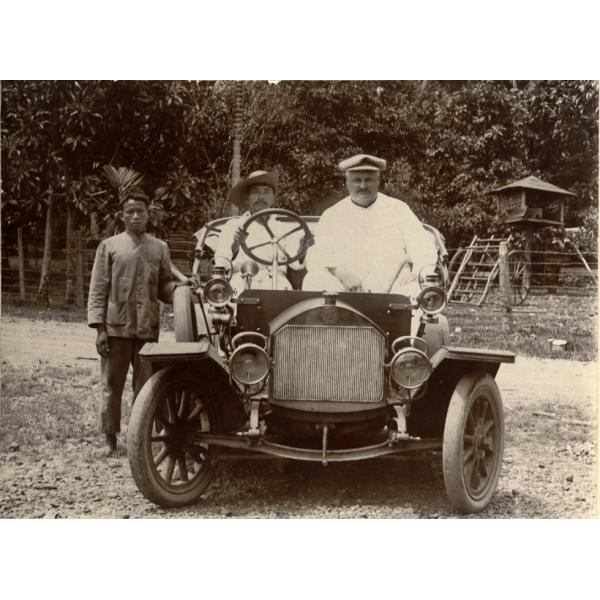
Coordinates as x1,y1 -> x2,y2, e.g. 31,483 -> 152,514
239,208 -> 313,266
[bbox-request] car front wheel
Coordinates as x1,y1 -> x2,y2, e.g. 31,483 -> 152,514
127,367 -> 221,507
442,371 -> 505,513
173,285 -> 198,342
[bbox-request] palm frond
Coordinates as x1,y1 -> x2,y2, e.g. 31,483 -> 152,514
101,165 -> 144,204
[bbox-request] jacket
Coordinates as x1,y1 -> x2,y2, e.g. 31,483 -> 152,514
87,231 -> 175,339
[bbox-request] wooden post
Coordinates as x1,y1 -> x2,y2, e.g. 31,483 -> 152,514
37,195 -> 55,303
499,242 -> 512,312
572,241 -> 598,284
524,222 -> 533,290
65,203 -> 74,304
499,241 -> 514,332
75,232 -> 85,308
17,226 -> 26,301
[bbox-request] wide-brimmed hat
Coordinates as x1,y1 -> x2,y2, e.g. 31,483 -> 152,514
228,170 -> 278,208
338,154 -> 387,173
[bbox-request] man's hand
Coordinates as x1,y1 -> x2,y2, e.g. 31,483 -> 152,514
174,276 -> 194,287
298,232 -> 314,257
95,329 -> 109,357
331,268 -> 362,292
232,226 -> 248,257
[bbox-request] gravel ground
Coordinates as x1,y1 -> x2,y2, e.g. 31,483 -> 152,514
0,315 -> 597,518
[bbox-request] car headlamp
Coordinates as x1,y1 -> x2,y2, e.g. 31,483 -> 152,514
229,343 -> 270,386
231,331 -> 267,350
204,277 -> 233,307
416,286 -> 447,315
390,348 -> 432,389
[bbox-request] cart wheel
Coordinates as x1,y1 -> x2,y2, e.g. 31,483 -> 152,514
448,247 -> 466,281
448,248 -> 474,301
173,285 -> 197,342
509,251 -> 529,305
442,371 -> 504,513
127,367 -> 221,507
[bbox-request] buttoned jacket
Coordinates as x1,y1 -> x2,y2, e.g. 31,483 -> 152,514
87,231 -> 175,339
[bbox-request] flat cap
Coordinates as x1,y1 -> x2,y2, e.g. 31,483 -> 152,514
338,154 -> 387,172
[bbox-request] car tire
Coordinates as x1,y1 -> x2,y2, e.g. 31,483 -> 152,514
173,285 -> 197,342
127,367 -> 221,508
442,371 -> 504,513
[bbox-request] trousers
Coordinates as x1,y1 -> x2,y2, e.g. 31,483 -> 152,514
302,270 -> 423,336
98,336 -> 154,434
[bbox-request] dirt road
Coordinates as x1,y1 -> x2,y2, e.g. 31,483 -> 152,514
0,315 -> 597,518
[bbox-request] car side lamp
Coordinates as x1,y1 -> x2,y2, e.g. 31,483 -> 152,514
204,262 -> 234,307
416,286 -> 447,316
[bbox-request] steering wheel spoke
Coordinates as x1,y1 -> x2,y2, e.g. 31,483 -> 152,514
276,224 -> 304,243
246,239 -> 273,252
276,242 -> 292,261
257,217 -> 276,238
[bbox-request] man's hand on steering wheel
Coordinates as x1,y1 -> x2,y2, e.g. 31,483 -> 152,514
231,226 -> 249,258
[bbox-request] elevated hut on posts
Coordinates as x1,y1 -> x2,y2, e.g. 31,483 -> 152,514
486,175 -> 576,288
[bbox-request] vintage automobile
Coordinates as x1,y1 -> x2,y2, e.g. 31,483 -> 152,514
127,208 -> 514,514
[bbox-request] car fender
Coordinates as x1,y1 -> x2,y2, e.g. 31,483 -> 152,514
430,345 -> 515,379
139,339 -> 227,372
408,346 -> 514,439
138,340 -> 244,430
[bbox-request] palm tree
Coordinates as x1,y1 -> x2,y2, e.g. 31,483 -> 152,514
101,165 -> 145,234
102,165 -> 144,204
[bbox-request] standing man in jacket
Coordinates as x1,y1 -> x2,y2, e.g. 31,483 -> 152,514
87,192 -> 175,455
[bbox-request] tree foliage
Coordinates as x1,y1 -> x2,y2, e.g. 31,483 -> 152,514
2,80 -> 598,253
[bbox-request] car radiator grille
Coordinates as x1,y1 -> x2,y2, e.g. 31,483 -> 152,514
271,325 -> 385,402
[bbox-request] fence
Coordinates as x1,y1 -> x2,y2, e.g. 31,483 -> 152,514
1,231 -> 195,306
1,231 -> 597,307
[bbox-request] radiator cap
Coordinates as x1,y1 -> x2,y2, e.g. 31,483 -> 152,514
322,292 -> 338,305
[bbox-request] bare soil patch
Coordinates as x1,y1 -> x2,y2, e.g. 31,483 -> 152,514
0,314 -> 596,518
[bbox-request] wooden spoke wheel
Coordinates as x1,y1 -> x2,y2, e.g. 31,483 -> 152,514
448,248 -> 466,281
509,251 -> 530,305
127,368 -> 221,508
442,371 -> 505,513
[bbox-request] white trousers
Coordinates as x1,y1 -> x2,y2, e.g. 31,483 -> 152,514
302,269 -> 422,297
302,269 -> 423,336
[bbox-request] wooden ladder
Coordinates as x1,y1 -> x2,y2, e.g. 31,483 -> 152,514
448,235 -> 511,305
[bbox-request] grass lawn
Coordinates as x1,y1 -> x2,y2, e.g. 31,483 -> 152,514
447,291 -> 596,361
2,289 -> 596,360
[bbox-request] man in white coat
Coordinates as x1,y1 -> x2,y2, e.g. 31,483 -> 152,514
303,154 -> 438,298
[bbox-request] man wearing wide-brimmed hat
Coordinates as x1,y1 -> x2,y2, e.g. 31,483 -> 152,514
215,170 -> 306,292
303,154 -> 437,297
